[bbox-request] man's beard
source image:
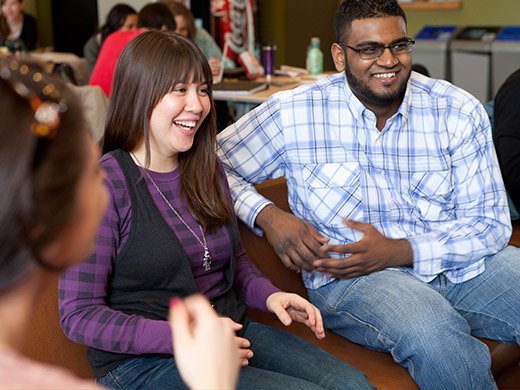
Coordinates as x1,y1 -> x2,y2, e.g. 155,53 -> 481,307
344,64 -> 410,107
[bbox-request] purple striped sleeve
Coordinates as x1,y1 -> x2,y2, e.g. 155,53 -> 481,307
58,155 -> 173,354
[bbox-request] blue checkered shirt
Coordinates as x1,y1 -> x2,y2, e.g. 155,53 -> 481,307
217,72 -> 512,289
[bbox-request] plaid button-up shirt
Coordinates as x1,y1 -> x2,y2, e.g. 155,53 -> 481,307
217,71 -> 511,289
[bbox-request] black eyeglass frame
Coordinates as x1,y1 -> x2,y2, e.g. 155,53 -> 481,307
338,38 -> 415,60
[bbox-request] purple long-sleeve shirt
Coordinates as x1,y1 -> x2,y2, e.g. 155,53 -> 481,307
58,153 -> 280,355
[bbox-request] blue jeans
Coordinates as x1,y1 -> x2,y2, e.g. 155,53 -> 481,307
98,321 -> 374,389
308,245 -> 520,390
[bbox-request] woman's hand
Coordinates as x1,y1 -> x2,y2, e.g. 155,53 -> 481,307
220,317 -> 254,366
266,292 -> 325,339
169,295 -> 241,389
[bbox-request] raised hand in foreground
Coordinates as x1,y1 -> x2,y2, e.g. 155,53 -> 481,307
170,295 -> 241,390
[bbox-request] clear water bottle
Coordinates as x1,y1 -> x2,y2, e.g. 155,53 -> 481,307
306,37 -> 323,75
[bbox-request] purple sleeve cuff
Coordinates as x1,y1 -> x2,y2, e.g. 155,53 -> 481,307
134,319 -> 172,354
246,279 -> 281,312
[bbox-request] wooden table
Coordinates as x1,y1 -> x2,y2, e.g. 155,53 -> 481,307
213,78 -> 302,104
212,75 -> 317,119
28,51 -> 89,85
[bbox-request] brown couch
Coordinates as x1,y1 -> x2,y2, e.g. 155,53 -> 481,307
21,177 -> 520,389
241,178 -> 520,389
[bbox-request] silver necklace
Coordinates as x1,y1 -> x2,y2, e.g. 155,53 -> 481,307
131,153 -> 212,271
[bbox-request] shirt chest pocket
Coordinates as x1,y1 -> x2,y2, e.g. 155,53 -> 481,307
302,162 -> 363,226
409,169 -> 453,220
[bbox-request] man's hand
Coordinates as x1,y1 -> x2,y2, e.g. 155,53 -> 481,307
313,219 -> 413,279
266,292 -> 325,339
256,205 -> 329,272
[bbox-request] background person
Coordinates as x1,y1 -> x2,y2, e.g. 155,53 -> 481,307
88,2 -> 176,96
216,0 -> 519,388
83,3 -> 138,75
0,0 -> 37,51
59,30 -> 373,390
493,67 -> 520,214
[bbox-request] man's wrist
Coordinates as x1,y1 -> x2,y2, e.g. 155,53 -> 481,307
394,238 -> 413,266
255,204 -> 278,231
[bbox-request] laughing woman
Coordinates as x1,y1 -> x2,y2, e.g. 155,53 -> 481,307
58,31 -> 373,390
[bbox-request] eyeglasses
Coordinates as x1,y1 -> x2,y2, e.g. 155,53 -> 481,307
0,58 -> 68,139
339,38 -> 415,60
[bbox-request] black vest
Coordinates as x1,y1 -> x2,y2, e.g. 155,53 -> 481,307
88,150 -> 248,378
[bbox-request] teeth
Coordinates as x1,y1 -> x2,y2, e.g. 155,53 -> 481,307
174,120 -> 196,128
374,73 -> 396,79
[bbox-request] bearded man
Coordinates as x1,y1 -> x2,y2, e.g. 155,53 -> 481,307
217,1 -> 519,388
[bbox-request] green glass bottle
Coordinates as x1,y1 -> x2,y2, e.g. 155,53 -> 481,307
306,37 -> 323,75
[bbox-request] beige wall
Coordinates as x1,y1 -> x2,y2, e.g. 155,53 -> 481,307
260,0 -> 338,71
23,0 -> 36,15
406,0 -> 520,37
262,0 -> 520,71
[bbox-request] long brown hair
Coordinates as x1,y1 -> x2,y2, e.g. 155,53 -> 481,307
102,30 -> 231,232
0,57 -> 88,289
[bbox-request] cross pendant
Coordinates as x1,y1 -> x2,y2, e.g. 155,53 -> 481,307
203,250 -> 212,271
